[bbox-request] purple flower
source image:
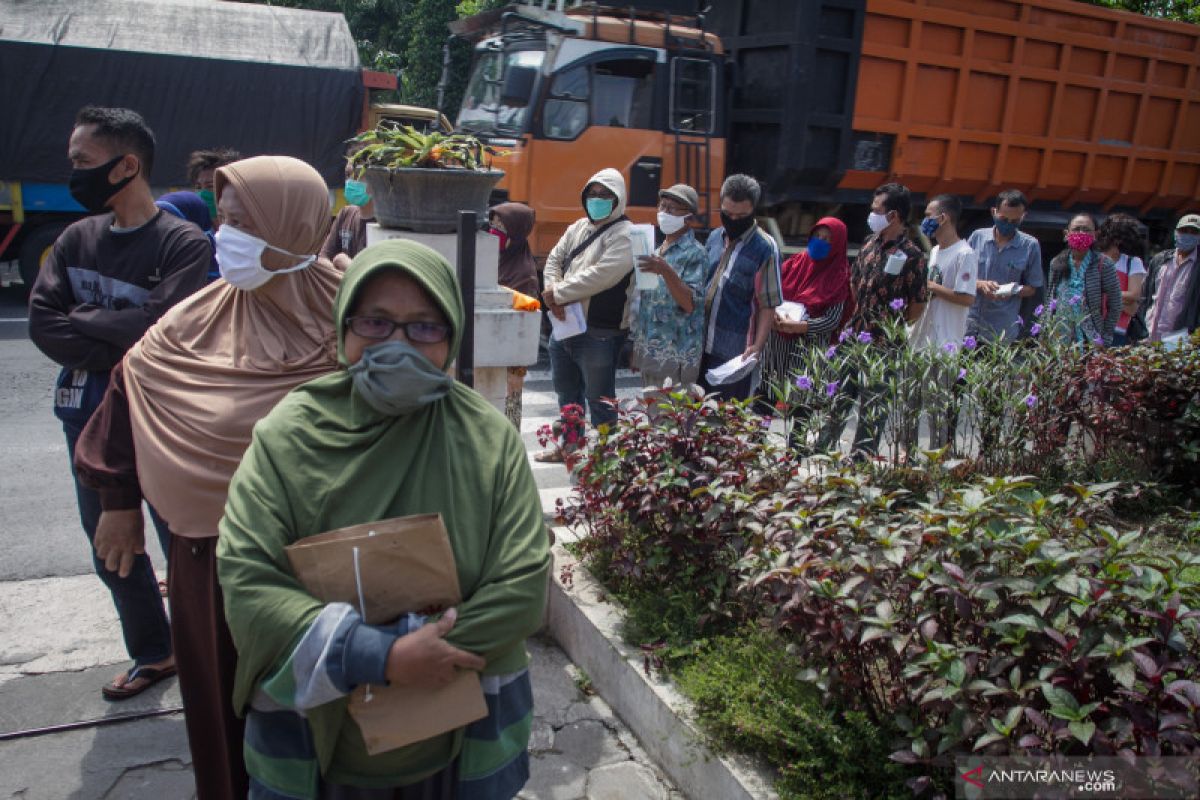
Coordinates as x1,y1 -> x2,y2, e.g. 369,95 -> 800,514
1069,294 -> 1082,307
942,341 -> 958,355
825,345 -> 838,359
1048,299 -> 1058,312
963,335 -> 977,350
1034,304 -> 1045,317
857,331 -> 873,344
1024,393 -> 1038,408
825,380 -> 839,397
890,298 -> 906,311
1030,323 -> 1041,336
958,367 -> 967,381
795,375 -> 813,391
838,329 -> 853,343
1016,315 -> 1024,327
1093,336 -> 1104,346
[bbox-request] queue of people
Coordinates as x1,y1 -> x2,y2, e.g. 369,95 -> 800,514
23,102 -> 1200,800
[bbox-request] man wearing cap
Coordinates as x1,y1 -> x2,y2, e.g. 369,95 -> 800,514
630,184 -> 708,388
1131,213 -> 1200,343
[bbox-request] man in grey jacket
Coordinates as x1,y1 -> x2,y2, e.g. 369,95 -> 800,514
537,168 -> 633,460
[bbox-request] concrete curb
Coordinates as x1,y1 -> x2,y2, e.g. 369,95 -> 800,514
544,535 -> 780,800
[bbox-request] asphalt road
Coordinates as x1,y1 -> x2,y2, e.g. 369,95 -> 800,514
0,284 -> 168,582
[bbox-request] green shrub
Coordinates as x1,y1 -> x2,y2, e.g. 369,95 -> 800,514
676,627 -> 911,799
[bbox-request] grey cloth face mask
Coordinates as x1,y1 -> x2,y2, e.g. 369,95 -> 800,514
347,340 -> 454,416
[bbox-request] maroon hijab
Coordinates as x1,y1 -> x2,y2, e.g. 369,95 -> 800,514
778,216 -> 853,339
490,202 -> 539,298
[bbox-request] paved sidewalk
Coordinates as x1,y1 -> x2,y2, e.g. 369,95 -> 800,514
0,368 -> 681,800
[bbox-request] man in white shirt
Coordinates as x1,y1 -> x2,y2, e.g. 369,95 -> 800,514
907,193 -> 976,452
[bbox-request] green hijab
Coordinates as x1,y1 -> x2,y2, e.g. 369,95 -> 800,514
332,239 -> 464,369
217,240 -> 549,784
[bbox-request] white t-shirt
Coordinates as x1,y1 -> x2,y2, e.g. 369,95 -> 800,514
1113,254 -> 1147,334
910,239 -> 978,351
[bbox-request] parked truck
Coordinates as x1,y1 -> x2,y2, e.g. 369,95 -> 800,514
449,0 -> 1200,257
0,0 -> 413,291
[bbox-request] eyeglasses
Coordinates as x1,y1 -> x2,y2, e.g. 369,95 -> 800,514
345,316 -> 450,344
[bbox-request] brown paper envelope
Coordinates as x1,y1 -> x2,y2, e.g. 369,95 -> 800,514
285,514 -> 460,625
285,514 -> 487,753
349,671 -> 488,755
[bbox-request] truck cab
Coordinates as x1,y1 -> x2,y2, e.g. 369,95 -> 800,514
451,3 -> 725,258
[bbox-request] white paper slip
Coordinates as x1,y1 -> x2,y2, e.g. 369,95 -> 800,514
1161,329 -> 1189,351
776,301 -> 808,323
549,302 -> 587,341
996,282 -> 1019,298
630,224 -> 658,290
704,353 -> 759,386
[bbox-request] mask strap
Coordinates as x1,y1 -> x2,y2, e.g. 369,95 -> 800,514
352,544 -> 373,703
268,253 -> 316,274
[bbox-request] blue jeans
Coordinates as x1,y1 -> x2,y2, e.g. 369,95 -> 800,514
548,329 -> 626,428
63,420 -> 172,667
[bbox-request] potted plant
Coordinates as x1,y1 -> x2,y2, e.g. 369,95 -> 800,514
349,122 -> 505,233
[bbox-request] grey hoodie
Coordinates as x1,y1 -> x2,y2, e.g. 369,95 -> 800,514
543,167 -> 634,330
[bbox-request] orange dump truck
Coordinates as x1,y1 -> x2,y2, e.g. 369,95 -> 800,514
450,0 -> 1199,254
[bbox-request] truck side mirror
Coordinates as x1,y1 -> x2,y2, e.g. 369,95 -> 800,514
500,65 -> 537,107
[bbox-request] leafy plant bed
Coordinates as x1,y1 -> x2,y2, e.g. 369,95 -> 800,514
554,388 -> 1200,798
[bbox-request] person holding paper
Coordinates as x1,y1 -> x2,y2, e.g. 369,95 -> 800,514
760,217 -> 853,402
631,183 -> 708,389
817,183 -> 927,458
72,156 -> 343,799
698,174 -> 783,401
538,168 -> 634,460
1045,212 -> 1121,347
1130,213 -> 1200,344
217,240 -> 550,799
965,190 -> 1044,344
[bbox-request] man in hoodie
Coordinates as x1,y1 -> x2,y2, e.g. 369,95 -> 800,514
538,168 -> 634,460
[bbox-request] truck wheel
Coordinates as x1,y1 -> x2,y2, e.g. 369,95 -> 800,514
18,223 -> 68,292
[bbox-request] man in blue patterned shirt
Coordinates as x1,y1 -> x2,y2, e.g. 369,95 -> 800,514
631,183 -> 708,388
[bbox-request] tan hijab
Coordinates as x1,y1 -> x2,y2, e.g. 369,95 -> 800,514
123,156 -> 341,538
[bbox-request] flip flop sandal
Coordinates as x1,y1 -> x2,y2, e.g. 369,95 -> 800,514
533,448 -> 565,463
102,664 -> 177,701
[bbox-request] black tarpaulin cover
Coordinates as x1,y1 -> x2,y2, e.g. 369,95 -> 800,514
0,0 -> 364,185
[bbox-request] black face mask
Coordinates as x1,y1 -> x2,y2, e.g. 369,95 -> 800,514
69,155 -> 137,213
720,211 -> 755,239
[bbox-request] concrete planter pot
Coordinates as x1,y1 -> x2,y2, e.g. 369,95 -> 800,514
363,166 -> 504,233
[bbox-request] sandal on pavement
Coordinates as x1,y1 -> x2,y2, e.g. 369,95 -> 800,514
158,579 -> 168,597
102,663 -> 177,701
533,448 -> 565,464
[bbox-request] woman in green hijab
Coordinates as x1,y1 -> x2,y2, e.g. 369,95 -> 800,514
217,239 -> 550,800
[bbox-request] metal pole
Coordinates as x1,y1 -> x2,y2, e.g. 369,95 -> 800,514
456,210 -> 477,389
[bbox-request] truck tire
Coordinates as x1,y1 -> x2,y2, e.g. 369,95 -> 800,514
18,222 -> 68,292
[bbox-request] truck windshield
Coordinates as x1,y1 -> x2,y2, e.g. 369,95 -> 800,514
457,48 -> 544,136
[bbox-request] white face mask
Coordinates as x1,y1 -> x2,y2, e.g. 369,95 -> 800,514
867,211 -> 891,234
656,211 -> 688,235
215,224 -> 314,291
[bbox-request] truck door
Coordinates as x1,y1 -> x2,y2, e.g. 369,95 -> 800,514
524,48 -> 661,256
663,53 -> 724,231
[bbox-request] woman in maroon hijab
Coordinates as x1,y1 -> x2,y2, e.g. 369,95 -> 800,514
760,216 -> 853,443
488,202 -> 540,426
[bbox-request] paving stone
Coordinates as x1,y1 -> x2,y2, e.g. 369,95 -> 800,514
529,718 -> 555,753
519,752 -> 586,800
585,761 -> 667,800
529,637 -> 584,729
562,695 -> 618,726
553,719 -> 626,770
103,760 -> 195,800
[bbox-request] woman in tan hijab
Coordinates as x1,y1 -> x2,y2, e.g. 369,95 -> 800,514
75,155 -> 341,800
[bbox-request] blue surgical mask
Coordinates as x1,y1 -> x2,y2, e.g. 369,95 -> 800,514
1176,232 -> 1199,254
585,197 -> 614,222
920,216 -> 941,239
807,238 -> 831,261
344,179 -> 371,207
994,216 -> 1020,237
347,340 -> 454,417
